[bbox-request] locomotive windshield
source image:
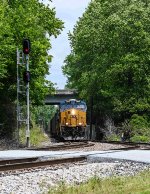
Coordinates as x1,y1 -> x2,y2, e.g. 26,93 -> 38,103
60,100 -> 87,112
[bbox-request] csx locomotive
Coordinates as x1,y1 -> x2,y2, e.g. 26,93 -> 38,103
59,99 -> 87,138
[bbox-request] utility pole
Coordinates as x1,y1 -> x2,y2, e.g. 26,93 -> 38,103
90,96 -> 93,140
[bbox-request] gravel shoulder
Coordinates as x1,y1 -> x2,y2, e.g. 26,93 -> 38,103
0,160 -> 150,194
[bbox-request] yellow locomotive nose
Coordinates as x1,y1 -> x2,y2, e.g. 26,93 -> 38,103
71,109 -> 76,115
70,109 -> 77,127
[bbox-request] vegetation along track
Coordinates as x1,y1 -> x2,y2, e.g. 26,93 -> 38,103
0,156 -> 86,172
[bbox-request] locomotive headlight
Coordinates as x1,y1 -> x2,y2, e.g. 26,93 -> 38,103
71,109 -> 75,115
79,122 -> 82,125
66,122 -> 68,125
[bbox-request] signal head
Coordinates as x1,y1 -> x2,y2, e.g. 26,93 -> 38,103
23,71 -> 30,83
23,39 -> 31,54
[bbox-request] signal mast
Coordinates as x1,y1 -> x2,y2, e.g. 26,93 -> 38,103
17,39 -> 31,147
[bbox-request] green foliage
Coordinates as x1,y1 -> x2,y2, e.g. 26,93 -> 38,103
130,135 -> 149,142
31,105 -> 57,126
48,170 -> 150,194
63,0 -> 150,122
129,114 -> 150,130
0,0 -> 63,102
129,114 -> 150,142
0,1 -> 14,88
106,134 -> 120,141
0,0 -> 63,136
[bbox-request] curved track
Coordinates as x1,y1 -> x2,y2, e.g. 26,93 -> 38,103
27,141 -> 94,151
99,141 -> 150,150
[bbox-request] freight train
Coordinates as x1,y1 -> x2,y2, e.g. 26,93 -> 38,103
50,99 -> 87,140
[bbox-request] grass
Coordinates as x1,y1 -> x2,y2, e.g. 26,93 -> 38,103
47,170 -> 150,194
19,124 -> 49,146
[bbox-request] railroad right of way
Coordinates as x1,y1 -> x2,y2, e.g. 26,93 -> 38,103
0,141 -> 150,194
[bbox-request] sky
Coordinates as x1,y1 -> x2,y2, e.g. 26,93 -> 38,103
44,0 -> 91,89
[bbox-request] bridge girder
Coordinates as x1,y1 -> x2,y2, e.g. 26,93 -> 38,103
45,89 -> 78,105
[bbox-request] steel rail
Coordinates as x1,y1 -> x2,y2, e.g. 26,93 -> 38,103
110,145 -> 141,150
99,141 -> 150,146
0,156 -> 86,172
27,142 -> 94,151
0,157 -> 38,166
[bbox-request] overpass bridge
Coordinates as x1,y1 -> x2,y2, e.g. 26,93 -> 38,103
45,89 -> 78,105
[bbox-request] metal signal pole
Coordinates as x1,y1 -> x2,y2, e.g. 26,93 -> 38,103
25,54 -> 30,147
23,39 -> 31,147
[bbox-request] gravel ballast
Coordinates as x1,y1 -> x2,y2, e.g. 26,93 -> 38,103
0,161 -> 150,194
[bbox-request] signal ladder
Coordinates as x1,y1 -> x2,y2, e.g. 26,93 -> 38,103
16,49 -> 27,144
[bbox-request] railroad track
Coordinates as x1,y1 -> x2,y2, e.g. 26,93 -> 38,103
100,140 -> 150,146
0,141 -> 149,172
0,142 -> 90,172
27,141 -> 94,151
59,139 -> 150,146
99,141 -> 150,150
26,140 -> 150,151
0,156 -> 86,172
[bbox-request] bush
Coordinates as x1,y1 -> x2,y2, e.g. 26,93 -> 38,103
130,135 -> 149,143
129,114 -> 149,130
19,123 -> 49,146
106,134 -> 120,141
129,114 -> 150,142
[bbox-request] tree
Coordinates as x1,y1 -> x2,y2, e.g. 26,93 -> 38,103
63,0 -> 150,124
0,0 -> 64,136
1,0 -> 63,102
0,1 -> 13,88
32,105 -> 57,128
